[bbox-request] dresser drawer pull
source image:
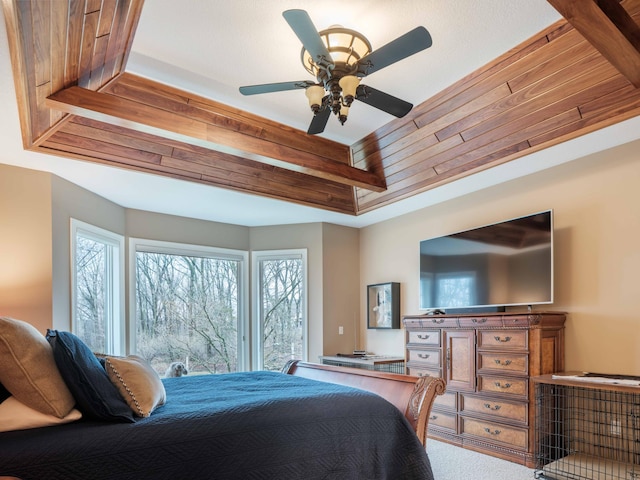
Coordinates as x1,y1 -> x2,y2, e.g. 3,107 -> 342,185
431,318 -> 445,324
417,372 -> 431,377
418,353 -> 430,359
472,318 -> 486,324
494,336 -> 512,343
484,427 -> 501,436
417,334 -> 430,340
484,403 -> 501,411
494,381 -> 512,389
494,359 -> 512,366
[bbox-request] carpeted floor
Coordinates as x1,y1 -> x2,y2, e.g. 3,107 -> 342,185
427,439 -> 537,480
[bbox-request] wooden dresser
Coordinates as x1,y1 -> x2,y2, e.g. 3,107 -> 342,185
404,311 -> 565,467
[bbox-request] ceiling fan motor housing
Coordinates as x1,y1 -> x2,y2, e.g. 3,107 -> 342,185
319,64 -> 358,111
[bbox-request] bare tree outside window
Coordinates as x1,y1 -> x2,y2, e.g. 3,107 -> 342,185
135,251 -> 241,375
72,220 -> 123,355
74,234 -> 303,375
258,256 -> 305,371
75,236 -> 107,352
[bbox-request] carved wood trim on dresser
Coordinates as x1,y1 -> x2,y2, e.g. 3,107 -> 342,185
404,311 -> 565,468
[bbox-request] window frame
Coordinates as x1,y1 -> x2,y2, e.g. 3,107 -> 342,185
70,219 -> 125,355
251,249 -> 308,371
129,238 -> 249,371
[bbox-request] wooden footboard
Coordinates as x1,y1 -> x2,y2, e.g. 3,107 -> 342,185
282,360 -> 445,447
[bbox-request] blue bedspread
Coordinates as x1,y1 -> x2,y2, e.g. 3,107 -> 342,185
0,371 -> 434,480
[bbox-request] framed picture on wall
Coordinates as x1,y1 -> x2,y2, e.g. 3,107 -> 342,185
367,282 -> 400,329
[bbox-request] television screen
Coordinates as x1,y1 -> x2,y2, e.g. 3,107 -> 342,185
419,210 -> 553,311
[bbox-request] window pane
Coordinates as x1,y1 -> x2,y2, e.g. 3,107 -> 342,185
135,251 -> 240,374
260,258 -> 304,371
75,235 -> 107,352
72,220 -> 123,355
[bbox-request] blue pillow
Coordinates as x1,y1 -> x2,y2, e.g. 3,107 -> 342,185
46,330 -> 134,423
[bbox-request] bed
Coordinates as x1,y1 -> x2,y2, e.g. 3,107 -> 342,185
0,356 -> 444,480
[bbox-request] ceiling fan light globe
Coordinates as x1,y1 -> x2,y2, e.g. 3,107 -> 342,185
339,75 -> 360,103
305,85 -> 325,110
339,105 -> 349,125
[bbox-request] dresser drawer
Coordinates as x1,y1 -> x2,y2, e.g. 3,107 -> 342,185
460,417 -> 528,450
477,330 -> 527,350
429,410 -> 457,433
406,317 -> 459,328
408,348 -> 441,367
407,330 -> 440,346
459,393 -> 528,424
478,352 -> 529,375
501,315 -> 533,328
478,375 -> 528,398
458,316 -> 503,328
433,390 -> 457,411
407,366 -> 440,378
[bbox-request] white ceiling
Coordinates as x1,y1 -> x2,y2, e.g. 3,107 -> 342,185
2,1 -> 640,228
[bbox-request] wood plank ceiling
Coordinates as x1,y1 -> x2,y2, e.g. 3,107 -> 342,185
2,0 -> 640,216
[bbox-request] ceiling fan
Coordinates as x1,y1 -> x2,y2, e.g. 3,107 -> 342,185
239,9 -> 433,135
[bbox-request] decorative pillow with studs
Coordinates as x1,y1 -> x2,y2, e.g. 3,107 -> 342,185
104,355 -> 166,417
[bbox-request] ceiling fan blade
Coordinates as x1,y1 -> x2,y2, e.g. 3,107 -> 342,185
356,26 -> 432,76
356,85 -> 413,118
239,80 -> 315,96
283,9 -> 333,68
307,104 -> 331,135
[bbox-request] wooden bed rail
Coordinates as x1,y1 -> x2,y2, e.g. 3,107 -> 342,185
283,360 -> 445,447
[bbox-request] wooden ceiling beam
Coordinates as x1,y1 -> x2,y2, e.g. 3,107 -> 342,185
547,0 -> 640,87
45,86 -> 387,192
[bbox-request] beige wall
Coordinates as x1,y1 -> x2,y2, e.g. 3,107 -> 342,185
360,138 -> 640,375
126,209 -> 249,251
321,223 -> 360,355
0,165 -> 52,333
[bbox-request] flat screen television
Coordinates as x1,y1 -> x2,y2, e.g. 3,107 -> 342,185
419,210 -> 553,312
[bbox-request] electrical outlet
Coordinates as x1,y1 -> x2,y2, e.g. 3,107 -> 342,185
338,326 -> 344,335
611,419 -> 621,436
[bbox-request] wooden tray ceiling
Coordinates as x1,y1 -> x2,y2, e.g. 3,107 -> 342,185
3,0 -> 640,216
